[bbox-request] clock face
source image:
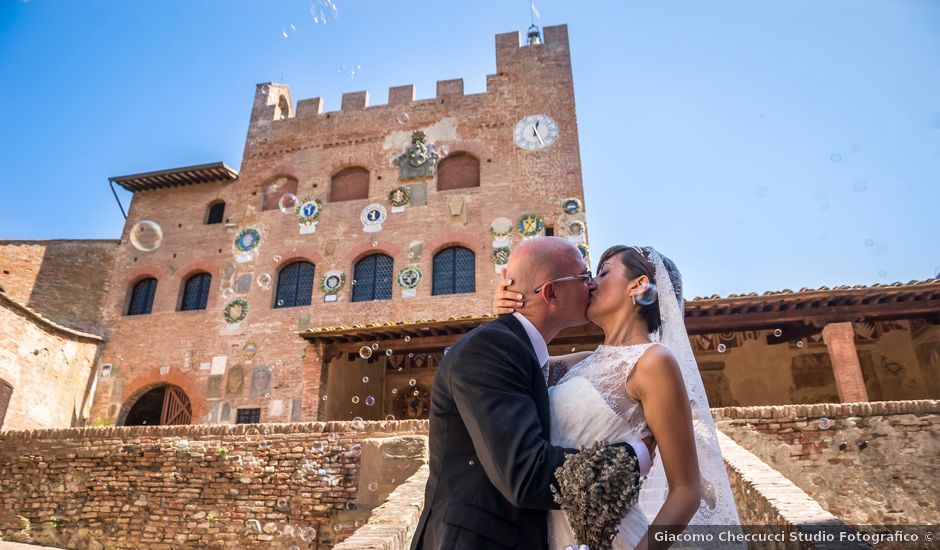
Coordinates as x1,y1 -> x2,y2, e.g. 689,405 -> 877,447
514,114 -> 558,150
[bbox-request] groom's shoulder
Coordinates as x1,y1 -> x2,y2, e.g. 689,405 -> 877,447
452,316 -> 524,352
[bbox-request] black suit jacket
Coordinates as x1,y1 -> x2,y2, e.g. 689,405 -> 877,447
411,314 -> 577,550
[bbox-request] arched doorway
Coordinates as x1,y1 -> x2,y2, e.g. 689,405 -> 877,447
123,384 -> 192,426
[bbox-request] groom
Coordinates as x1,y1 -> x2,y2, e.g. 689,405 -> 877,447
411,237 -> 652,550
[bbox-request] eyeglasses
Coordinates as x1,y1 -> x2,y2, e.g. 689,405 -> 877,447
534,270 -> 593,294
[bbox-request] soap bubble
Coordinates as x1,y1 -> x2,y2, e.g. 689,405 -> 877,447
371,343 -> 379,350
278,193 -> 299,213
245,427 -> 260,442
853,180 -> 868,193
830,153 -> 842,162
129,220 -> 163,252
817,417 -> 832,430
717,344 -> 727,353
359,346 -> 372,359
635,283 -> 657,306
365,396 -> 375,406
385,414 -> 395,421
298,526 -> 316,542
367,482 -> 378,491
273,255 -> 282,263
864,239 -> 874,247
409,379 -> 416,386
362,376 -> 369,383
385,349 -> 393,357
397,112 -> 410,125
351,396 -> 360,404
773,328 -> 783,337
796,340 -> 805,348
404,335 -> 411,342
256,273 -> 272,290
439,144 -> 451,158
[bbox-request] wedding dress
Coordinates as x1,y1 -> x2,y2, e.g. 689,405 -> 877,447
548,343 -> 659,549
547,247 -> 742,549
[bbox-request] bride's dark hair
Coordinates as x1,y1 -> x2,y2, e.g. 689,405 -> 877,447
597,245 -> 663,333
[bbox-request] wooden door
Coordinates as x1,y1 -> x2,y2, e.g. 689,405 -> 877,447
160,386 -> 192,425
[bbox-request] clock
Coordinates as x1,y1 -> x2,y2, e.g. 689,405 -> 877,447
514,114 -> 558,150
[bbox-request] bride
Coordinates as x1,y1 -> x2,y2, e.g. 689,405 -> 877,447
494,245 -> 741,549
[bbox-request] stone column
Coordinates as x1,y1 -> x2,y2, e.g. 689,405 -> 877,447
821,322 -> 869,402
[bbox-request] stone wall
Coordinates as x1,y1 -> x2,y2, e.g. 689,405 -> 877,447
0,420 -> 428,549
0,292 -> 102,431
334,465 -> 429,550
0,240 -> 118,333
714,400 -> 940,526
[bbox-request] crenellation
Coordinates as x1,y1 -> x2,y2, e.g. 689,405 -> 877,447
387,84 -> 415,106
340,90 -> 369,111
435,78 -> 464,98
494,31 -> 521,72
295,97 -> 324,118
542,24 -> 570,49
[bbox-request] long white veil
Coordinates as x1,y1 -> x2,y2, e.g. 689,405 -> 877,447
634,247 -> 743,534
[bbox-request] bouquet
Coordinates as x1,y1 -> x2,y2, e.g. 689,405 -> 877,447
551,440 -> 641,550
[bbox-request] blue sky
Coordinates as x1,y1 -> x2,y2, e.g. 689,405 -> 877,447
1,0 -> 938,298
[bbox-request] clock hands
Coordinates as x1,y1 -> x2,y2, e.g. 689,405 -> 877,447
532,121 -> 545,145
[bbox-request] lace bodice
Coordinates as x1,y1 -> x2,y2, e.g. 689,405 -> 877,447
552,343 -> 655,443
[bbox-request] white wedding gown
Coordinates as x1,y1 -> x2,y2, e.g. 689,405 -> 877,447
548,343 -> 657,550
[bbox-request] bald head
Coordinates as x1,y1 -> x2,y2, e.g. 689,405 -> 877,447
505,237 -> 585,295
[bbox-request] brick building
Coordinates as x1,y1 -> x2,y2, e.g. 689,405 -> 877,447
1,25 -> 939,433
92,24 -> 587,428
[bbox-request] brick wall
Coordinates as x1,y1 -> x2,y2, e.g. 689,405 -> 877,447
0,420 -> 428,549
714,400 -> 940,526
0,240 -> 118,333
0,293 -> 101,431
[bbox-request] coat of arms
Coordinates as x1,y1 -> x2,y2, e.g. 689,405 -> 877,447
394,131 -> 439,180
516,213 -> 545,238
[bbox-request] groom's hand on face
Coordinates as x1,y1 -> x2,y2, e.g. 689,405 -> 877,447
493,267 -> 525,314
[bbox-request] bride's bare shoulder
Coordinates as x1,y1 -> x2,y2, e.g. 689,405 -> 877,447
631,344 -> 683,389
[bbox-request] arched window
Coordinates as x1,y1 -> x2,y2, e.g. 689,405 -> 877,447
276,95 -> 291,120
180,272 -> 211,311
352,254 -> 393,302
206,201 -> 225,224
330,166 -> 370,202
437,153 -> 480,191
0,378 -> 12,429
127,277 -> 158,315
275,261 -> 315,308
432,246 -> 475,296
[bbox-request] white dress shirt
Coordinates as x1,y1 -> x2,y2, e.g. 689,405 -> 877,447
511,313 -> 652,477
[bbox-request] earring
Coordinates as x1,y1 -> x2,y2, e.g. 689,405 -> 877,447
631,294 -> 636,305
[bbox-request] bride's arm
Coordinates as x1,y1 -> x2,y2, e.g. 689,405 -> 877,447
491,269 -> 590,382
630,345 -> 702,550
